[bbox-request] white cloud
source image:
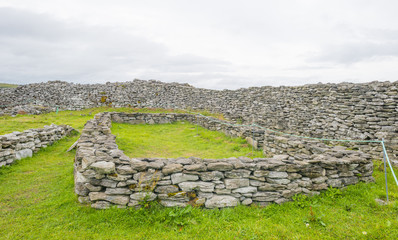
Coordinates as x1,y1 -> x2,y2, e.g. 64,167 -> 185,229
0,1 -> 398,89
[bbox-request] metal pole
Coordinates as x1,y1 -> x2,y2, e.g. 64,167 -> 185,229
383,138 -> 389,203
381,140 -> 398,186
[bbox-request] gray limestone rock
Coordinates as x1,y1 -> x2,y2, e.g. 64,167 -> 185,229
171,173 -> 199,184
225,169 -> 251,178
15,149 -> 32,160
184,163 -> 207,171
91,201 -> 111,209
224,178 -> 250,189
207,162 -> 233,171
90,161 -> 115,174
105,188 -> 132,195
241,198 -> 253,205
178,181 -> 215,192
162,164 -> 183,175
154,185 -> 179,194
268,171 -> 288,179
199,171 -> 224,181
89,192 -> 129,205
205,195 -> 239,208
159,200 -> 187,207
130,192 -> 157,201
130,159 -> 147,171
232,187 -> 257,194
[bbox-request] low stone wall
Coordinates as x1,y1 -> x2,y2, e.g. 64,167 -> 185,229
74,112 -> 374,209
111,112 -> 383,160
0,124 -> 75,167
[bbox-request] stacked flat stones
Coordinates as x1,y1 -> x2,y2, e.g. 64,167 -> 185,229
74,112 -> 374,209
1,80 -> 396,160
0,124 -> 75,167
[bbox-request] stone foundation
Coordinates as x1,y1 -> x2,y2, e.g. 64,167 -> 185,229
74,112 -> 374,209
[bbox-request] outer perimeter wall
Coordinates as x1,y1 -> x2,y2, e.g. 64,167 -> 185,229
1,80 -> 397,158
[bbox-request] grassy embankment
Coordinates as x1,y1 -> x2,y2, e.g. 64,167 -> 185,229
0,107 -> 397,239
0,83 -> 18,88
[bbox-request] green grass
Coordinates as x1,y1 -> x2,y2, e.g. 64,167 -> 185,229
0,107 -> 222,135
112,122 -> 263,159
1,107 -> 398,239
0,83 -> 18,88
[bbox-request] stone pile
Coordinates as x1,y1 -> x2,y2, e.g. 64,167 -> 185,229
0,124 -> 75,167
74,112 -> 374,209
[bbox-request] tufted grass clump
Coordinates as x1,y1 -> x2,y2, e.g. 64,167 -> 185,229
112,121 -> 263,159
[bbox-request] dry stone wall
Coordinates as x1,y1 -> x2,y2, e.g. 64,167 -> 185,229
0,124 -> 75,167
1,80 -> 397,158
74,112 -> 374,209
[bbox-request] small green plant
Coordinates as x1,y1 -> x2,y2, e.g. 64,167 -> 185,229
292,194 -> 310,208
138,194 -> 155,209
236,118 -> 243,124
232,146 -> 241,152
136,171 -> 160,208
323,140 -> 331,146
165,205 -> 194,227
344,204 -> 354,212
325,187 -> 342,199
304,206 -> 326,227
100,96 -> 107,103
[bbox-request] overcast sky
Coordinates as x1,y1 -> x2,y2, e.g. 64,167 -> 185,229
1,0 -> 398,89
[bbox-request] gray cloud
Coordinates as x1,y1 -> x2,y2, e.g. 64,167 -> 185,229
1,2 -> 398,89
310,42 -> 398,64
309,27 -> 398,64
0,7 -> 233,86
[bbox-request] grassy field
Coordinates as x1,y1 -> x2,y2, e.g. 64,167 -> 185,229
0,107 -> 223,135
0,83 -> 18,88
112,122 -> 263,159
1,107 -> 398,239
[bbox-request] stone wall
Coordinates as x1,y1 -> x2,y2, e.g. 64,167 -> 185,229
110,112 -> 392,163
74,112 -> 374,209
0,124 -> 75,167
1,80 -> 397,159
